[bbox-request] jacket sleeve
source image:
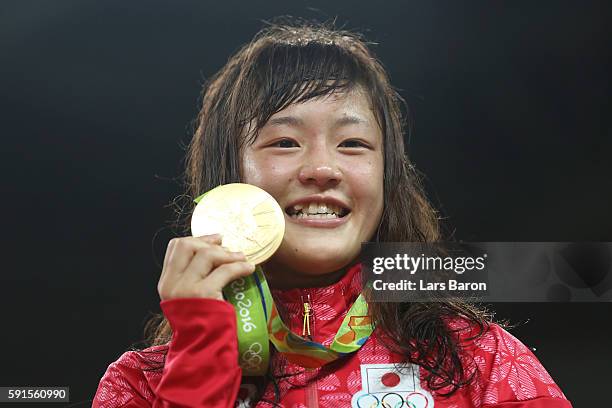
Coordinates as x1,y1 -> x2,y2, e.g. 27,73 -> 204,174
473,324 -> 573,408
93,298 -> 243,408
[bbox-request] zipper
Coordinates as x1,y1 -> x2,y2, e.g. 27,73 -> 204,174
301,294 -> 319,408
302,295 -> 312,337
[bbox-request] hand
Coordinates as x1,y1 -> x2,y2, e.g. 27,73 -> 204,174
158,234 -> 255,301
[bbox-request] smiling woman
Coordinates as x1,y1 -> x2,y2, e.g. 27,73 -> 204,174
93,18 -> 573,408
242,88 -> 384,288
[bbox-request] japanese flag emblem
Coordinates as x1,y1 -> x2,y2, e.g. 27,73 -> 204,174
351,363 -> 434,408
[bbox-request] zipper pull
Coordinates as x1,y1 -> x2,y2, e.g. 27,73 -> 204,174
302,294 -> 312,337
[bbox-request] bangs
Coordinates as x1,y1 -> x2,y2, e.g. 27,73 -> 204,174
242,40 -> 370,143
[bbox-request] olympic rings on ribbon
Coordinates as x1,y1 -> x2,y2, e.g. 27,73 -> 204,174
241,342 -> 264,370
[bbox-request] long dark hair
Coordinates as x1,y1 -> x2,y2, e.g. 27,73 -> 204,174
145,17 -> 491,399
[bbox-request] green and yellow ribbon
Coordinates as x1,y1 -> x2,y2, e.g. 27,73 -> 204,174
225,266 -> 373,376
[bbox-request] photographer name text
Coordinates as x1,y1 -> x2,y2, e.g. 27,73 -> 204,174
372,279 -> 487,292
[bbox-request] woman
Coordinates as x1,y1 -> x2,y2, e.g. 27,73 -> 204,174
93,19 -> 572,407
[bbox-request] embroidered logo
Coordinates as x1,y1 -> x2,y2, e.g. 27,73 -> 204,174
351,364 -> 434,408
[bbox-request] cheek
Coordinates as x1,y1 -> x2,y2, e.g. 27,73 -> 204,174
357,162 -> 384,233
241,153 -> 294,190
241,152 -> 261,184
346,158 -> 384,201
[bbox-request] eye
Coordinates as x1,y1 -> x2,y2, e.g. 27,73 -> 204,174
339,139 -> 369,148
271,138 -> 299,148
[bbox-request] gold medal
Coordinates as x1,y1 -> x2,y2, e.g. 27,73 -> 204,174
191,183 -> 285,265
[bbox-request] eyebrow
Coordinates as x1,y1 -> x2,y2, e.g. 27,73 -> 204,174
265,114 -> 369,129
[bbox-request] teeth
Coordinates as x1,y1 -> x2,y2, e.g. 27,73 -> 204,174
289,212 -> 340,219
288,201 -> 349,217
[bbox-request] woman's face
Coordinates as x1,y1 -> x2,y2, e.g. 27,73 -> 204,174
241,88 -> 384,288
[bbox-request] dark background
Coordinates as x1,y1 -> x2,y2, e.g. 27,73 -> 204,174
2,1 -> 611,406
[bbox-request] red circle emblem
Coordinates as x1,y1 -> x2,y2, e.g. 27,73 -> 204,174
381,372 -> 401,387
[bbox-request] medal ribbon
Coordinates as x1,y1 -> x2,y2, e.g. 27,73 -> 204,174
223,267 -> 273,376
226,266 -> 373,376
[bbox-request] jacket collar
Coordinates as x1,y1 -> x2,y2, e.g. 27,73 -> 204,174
270,263 -> 363,343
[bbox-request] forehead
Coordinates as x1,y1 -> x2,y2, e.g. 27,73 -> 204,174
263,88 -> 378,131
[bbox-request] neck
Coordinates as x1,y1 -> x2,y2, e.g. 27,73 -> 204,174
262,260 -> 355,290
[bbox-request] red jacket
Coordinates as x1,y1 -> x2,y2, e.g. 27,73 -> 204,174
94,264 -> 572,407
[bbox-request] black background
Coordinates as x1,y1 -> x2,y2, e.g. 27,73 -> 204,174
2,1 -> 611,406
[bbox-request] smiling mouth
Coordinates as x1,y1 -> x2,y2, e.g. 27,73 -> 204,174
285,203 -> 350,219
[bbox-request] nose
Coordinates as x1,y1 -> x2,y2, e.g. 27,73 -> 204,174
297,152 -> 343,188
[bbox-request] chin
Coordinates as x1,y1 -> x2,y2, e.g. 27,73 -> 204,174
279,243 -> 357,273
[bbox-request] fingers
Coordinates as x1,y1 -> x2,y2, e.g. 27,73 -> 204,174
158,234 -> 254,301
205,261 -> 256,292
185,245 -> 247,279
162,234 -> 222,279
162,238 -> 177,271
